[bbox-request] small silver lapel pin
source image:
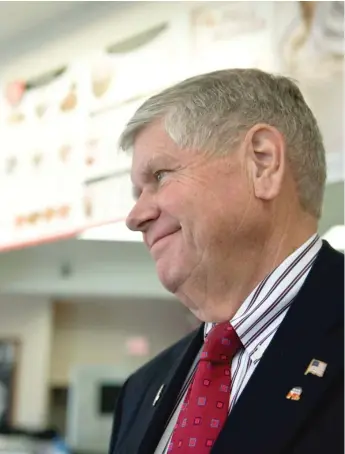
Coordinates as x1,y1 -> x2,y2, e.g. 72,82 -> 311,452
152,385 -> 165,407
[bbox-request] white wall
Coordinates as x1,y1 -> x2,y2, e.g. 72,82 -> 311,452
0,239 -> 170,298
0,296 -> 53,428
50,299 -> 195,386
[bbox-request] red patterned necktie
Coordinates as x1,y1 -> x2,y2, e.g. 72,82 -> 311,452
168,322 -> 242,453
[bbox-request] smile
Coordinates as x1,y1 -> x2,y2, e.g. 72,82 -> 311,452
150,230 -> 180,251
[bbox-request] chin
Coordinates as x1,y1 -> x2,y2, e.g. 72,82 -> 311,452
156,262 -> 184,294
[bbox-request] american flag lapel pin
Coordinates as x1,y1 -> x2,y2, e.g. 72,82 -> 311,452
304,359 -> 328,377
152,384 -> 165,407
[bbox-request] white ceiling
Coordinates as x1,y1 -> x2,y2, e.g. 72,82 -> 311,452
0,1 -> 127,65
0,2 -> 83,42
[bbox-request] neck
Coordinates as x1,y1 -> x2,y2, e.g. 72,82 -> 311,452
175,215 -> 318,323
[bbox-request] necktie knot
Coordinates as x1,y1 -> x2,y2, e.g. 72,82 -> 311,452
201,322 -> 241,363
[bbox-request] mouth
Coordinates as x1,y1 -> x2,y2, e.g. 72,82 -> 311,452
150,230 -> 180,250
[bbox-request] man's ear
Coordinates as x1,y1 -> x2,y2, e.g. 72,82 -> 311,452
245,123 -> 286,201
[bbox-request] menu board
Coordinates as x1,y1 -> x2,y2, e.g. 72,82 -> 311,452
190,2 -> 276,74
0,63 -> 137,251
278,1 -> 344,79
0,17 -> 188,251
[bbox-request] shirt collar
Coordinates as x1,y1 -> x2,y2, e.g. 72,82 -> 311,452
204,234 -> 322,362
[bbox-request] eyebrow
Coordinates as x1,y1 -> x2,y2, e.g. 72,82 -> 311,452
147,154 -> 176,171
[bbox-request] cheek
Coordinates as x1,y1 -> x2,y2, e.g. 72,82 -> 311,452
196,187 -> 251,243
159,182 -> 199,216
160,189 -> 203,247
159,178 -> 250,247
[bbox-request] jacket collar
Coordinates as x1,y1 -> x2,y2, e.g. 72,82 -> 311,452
204,234 -> 322,363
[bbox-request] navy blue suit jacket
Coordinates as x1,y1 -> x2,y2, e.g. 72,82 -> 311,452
109,242 -> 344,454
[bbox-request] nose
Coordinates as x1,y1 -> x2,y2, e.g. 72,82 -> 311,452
126,192 -> 159,232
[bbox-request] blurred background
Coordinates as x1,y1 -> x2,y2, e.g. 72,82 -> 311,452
0,2 -> 343,454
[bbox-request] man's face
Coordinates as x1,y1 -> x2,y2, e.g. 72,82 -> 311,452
126,121 -> 258,318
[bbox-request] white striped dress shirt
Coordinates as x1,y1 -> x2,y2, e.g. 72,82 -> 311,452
154,234 -> 322,454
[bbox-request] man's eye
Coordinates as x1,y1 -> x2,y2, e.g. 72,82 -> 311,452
154,170 -> 168,182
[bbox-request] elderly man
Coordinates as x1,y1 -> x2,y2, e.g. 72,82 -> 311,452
109,69 -> 344,454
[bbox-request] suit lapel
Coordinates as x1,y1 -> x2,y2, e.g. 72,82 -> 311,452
213,243 -> 344,454
119,324 -> 204,454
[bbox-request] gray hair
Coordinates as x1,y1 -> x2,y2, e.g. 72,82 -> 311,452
119,68 -> 326,218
